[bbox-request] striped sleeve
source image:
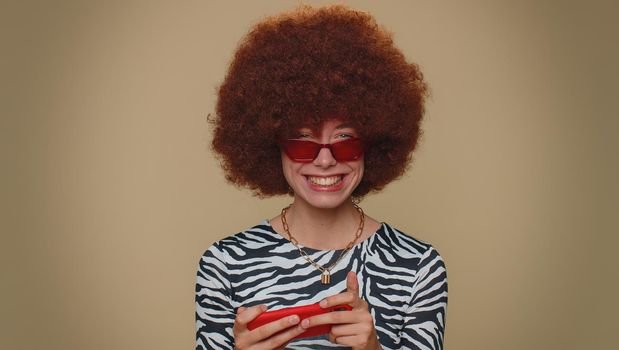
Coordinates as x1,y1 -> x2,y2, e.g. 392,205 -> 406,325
400,247 -> 448,350
195,243 -> 236,350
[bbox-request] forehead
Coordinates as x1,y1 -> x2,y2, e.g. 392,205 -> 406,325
297,120 -> 357,133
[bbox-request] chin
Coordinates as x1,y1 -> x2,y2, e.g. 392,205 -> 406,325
296,189 -> 356,210
313,198 -> 350,209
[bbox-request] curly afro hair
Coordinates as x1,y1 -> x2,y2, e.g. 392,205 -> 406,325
211,5 -> 428,198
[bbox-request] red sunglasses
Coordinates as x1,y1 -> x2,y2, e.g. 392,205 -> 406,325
278,138 -> 366,163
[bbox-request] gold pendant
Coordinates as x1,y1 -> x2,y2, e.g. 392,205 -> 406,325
321,270 -> 331,284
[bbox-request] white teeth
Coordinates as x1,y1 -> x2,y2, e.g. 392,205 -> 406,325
307,176 -> 342,186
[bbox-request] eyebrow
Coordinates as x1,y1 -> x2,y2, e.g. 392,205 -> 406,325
297,123 -> 355,131
335,123 -> 355,130
295,122 -> 356,135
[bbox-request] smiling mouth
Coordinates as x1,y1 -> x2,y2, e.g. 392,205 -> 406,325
306,175 -> 343,186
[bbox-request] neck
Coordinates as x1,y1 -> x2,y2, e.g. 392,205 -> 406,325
282,198 -> 361,250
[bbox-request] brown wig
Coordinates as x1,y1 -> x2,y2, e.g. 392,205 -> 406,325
211,5 -> 428,197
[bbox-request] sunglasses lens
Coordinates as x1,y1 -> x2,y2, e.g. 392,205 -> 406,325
331,138 -> 364,161
280,140 -> 319,162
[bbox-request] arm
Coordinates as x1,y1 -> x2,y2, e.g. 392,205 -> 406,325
400,247 -> 448,350
195,245 -> 236,350
196,244 -> 305,350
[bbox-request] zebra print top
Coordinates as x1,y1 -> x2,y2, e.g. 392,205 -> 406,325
196,221 -> 447,350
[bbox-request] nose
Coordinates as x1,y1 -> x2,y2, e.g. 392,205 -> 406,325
312,146 -> 337,167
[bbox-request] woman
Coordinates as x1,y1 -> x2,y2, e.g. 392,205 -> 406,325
196,5 -> 447,350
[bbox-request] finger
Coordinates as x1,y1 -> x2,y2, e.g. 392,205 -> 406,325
237,306 -> 247,314
328,333 -> 356,347
254,322 -> 306,350
300,310 -> 358,330
235,304 -> 267,326
249,314 -> 301,344
319,272 -> 362,309
319,291 -> 357,309
330,321 -> 373,338
346,271 -> 359,296
327,334 -> 358,347
345,271 -> 368,309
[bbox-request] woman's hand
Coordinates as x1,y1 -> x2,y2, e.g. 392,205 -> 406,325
301,272 -> 383,350
233,304 -> 305,350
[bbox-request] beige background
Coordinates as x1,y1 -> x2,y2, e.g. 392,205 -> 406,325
2,0 -> 617,349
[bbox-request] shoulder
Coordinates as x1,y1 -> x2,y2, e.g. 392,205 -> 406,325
198,221 -> 284,264
196,221 -> 281,287
375,223 -> 437,257
369,223 -> 446,276
376,223 -> 448,293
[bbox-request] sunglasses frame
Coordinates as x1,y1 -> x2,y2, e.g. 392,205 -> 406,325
277,137 -> 367,163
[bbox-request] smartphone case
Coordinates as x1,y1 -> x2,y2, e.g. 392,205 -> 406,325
247,302 -> 353,339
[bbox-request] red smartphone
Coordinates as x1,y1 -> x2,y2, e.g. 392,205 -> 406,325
247,302 -> 353,339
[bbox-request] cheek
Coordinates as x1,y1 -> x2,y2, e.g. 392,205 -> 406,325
280,154 -> 299,184
357,162 -> 365,181
355,157 -> 365,174
348,162 -> 365,194
348,160 -> 364,186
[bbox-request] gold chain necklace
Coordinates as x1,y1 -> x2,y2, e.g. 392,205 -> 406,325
280,204 -> 365,284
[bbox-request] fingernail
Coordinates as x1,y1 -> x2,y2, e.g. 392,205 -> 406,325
260,304 -> 267,312
288,315 -> 299,324
319,299 -> 327,308
301,319 -> 310,329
